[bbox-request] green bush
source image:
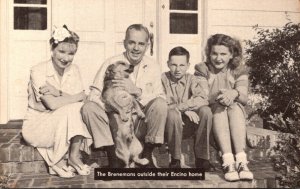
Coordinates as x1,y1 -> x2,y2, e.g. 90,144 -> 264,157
0,175 -> 10,189
245,22 -> 300,132
245,22 -> 300,188
270,113 -> 300,188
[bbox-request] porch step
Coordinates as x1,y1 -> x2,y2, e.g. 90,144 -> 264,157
1,127 -> 276,174
0,128 -> 108,174
5,166 -> 278,188
0,127 -> 280,188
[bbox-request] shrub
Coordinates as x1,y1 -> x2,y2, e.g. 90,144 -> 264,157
0,175 -> 10,188
245,22 -> 300,188
245,22 -> 300,132
270,112 -> 300,188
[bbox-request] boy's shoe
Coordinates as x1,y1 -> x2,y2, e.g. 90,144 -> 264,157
223,163 -> 240,182
195,158 -> 216,172
139,143 -> 159,168
236,162 -> 254,180
169,158 -> 181,168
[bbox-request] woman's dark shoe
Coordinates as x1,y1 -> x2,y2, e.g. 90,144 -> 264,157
223,163 -> 240,182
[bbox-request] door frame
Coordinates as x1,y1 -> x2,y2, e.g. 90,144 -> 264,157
158,0 -> 208,73
0,0 -> 9,124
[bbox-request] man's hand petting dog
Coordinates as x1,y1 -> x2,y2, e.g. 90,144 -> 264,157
111,78 -> 142,97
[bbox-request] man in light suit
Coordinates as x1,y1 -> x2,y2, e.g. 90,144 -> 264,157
81,24 -> 168,168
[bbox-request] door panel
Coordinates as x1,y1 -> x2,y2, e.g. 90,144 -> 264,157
74,0 -> 105,32
115,0 -> 144,32
73,42 -> 106,93
52,0 -> 110,93
8,0 -> 51,120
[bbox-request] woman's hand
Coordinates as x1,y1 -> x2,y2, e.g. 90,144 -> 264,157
216,89 -> 238,106
184,110 -> 199,124
39,81 -> 60,97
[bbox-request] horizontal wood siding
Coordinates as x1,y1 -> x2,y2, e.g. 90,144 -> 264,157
206,0 -> 300,41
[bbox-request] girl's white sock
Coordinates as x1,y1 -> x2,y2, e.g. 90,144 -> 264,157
235,151 -> 248,164
222,153 -> 235,166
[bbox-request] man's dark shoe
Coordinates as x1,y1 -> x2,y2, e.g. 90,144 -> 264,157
169,158 -> 181,168
195,158 -> 216,172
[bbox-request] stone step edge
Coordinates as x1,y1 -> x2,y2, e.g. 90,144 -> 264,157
0,143 -> 108,163
0,145 -> 272,165
3,169 -> 279,188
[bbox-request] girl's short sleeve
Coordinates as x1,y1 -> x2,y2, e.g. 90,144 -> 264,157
30,69 -> 46,102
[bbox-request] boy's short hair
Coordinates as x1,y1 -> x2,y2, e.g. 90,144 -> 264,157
168,46 -> 190,62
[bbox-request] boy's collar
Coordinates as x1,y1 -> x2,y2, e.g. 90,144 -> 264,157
167,72 -> 187,86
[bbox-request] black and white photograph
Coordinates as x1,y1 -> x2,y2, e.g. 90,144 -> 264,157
0,0 -> 300,188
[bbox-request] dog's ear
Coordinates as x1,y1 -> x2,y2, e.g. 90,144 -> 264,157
106,64 -> 115,73
126,64 -> 134,74
105,64 -> 115,80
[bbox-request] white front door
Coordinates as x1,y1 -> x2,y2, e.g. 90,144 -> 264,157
52,0 -> 157,93
158,0 -> 205,73
7,0 -> 52,120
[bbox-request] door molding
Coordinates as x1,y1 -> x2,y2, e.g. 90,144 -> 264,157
0,0 -> 9,124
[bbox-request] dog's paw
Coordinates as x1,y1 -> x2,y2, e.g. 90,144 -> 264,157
126,135 -> 134,143
129,162 -> 135,168
135,158 -> 149,165
120,112 -> 129,122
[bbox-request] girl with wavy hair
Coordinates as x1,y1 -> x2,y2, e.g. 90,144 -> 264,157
194,34 -> 253,181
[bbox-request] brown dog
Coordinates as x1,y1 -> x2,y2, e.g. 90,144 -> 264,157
102,61 -> 148,168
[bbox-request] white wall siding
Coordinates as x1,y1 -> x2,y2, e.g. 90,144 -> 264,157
206,0 -> 300,41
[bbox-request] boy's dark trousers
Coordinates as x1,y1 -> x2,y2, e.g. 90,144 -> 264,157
165,106 -> 212,160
